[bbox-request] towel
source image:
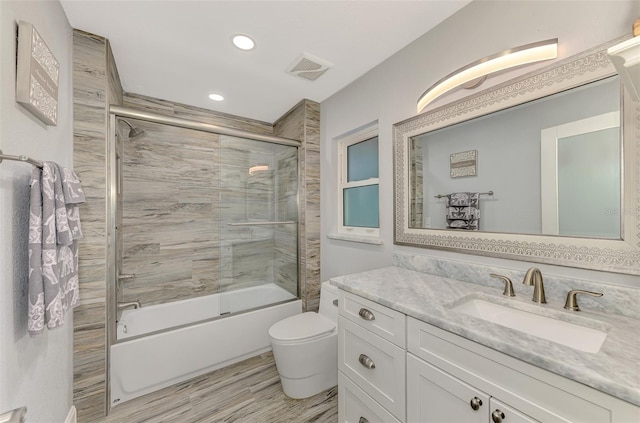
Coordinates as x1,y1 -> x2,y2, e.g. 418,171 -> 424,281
28,162 -> 85,335
445,192 -> 479,230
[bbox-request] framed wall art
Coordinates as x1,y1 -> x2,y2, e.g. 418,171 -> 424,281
450,149 -> 477,178
16,21 -> 59,126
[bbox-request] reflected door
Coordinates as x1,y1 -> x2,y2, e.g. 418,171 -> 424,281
541,112 -> 621,238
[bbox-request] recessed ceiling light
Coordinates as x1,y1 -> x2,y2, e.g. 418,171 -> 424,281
232,34 -> 255,51
208,93 -> 224,102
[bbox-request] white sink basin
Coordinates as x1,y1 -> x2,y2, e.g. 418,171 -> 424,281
452,299 -> 607,353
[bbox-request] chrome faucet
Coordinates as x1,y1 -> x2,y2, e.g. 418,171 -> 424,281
522,267 -> 546,303
117,300 -> 141,311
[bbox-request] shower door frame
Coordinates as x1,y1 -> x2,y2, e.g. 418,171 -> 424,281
106,105 -> 302,414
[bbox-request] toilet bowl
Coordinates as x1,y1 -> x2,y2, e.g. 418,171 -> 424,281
268,281 -> 339,399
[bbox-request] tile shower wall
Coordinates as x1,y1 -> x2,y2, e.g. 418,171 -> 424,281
121,121 -> 221,306
274,100 -> 321,311
72,30 -> 122,422
73,30 -> 320,420
121,128 -> 299,306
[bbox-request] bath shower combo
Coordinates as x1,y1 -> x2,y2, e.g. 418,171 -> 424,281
106,106 -> 303,406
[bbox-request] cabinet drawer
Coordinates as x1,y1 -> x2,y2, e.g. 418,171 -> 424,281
338,290 -> 406,347
408,317 -> 621,423
339,316 -> 405,421
338,372 -> 402,423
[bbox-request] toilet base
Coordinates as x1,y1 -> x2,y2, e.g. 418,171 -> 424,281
279,370 -> 337,399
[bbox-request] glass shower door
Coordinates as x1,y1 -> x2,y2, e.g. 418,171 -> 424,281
218,135 -> 299,315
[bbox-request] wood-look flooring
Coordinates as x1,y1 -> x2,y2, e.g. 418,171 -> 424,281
98,352 -> 337,423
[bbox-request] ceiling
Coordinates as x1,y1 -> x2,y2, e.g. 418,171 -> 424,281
61,1 -> 471,123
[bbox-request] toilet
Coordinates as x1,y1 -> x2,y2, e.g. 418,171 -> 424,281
268,281 -> 339,399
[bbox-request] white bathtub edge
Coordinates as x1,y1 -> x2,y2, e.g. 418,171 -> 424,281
110,298 -> 301,407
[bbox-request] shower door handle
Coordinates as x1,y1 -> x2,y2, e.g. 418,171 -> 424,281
118,274 -> 136,280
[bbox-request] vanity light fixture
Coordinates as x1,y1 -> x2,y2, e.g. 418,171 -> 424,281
232,34 -> 255,51
208,93 -> 224,102
417,38 -> 558,113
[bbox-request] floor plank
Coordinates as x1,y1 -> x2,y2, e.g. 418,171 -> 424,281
97,352 -> 337,423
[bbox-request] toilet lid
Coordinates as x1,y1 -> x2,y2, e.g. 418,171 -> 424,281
269,312 -> 335,343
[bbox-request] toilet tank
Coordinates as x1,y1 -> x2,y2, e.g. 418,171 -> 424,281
318,281 -> 339,323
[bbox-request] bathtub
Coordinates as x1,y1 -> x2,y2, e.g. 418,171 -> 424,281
110,283 -> 300,405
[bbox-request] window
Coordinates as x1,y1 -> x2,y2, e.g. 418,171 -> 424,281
337,123 -> 379,239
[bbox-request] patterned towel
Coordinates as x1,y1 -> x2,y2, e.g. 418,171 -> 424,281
28,162 -> 85,335
446,192 -> 479,230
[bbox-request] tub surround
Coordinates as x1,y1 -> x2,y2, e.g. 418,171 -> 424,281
331,262 -> 640,406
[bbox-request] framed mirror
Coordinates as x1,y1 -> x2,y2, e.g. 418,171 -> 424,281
393,37 -> 639,275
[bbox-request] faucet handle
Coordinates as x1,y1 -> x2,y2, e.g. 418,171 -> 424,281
490,273 -> 515,297
564,290 -> 603,311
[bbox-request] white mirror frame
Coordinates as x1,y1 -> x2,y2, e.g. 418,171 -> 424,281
393,37 -> 639,275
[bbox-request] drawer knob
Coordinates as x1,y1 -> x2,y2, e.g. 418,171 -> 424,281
358,308 -> 375,321
491,409 -> 506,423
469,396 -> 483,411
358,354 -> 376,369
358,418 -> 369,423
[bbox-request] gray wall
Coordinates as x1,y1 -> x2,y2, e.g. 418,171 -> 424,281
0,1 -> 74,421
321,0 -> 640,286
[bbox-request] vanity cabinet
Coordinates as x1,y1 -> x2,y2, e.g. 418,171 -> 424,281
407,317 -> 639,423
338,290 -> 406,422
336,287 -> 639,423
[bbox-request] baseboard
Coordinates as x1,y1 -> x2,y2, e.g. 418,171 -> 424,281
64,406 -> 77,423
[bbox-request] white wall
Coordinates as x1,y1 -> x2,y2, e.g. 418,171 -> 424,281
321,0 -> 640,286
0,1 -> 74,421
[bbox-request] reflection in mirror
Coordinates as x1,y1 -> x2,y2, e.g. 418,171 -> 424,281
408,76 -> 621,239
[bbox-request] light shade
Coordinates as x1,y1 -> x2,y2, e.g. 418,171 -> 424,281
417,39 -> 558,113
208,93 -> 224,102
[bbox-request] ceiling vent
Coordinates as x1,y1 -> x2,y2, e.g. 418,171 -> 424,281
287,52 -> 333,81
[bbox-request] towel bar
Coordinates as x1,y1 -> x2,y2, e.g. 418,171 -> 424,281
0,148 -> 44,168
227,221 -> 297,226
434,191 -> 493,199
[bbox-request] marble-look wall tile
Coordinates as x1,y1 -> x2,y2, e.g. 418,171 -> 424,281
121,123 -> 298,306
393,252 -> 640,319
303,100 -> 321,312
123,93 -> 274,136
273,100 -> 321,311
73,29 -> 111,422
121,120 -> 220,306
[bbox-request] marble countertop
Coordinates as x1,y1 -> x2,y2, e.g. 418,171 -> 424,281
330,266 -> 640,407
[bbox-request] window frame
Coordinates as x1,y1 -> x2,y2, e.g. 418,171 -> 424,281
337,123 -> 380,238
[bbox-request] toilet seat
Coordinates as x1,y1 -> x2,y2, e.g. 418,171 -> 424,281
269,312 -> 335,344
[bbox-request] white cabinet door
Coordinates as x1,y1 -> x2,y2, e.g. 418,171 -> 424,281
489,398 -> 539,423
407,354 -> 489,423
